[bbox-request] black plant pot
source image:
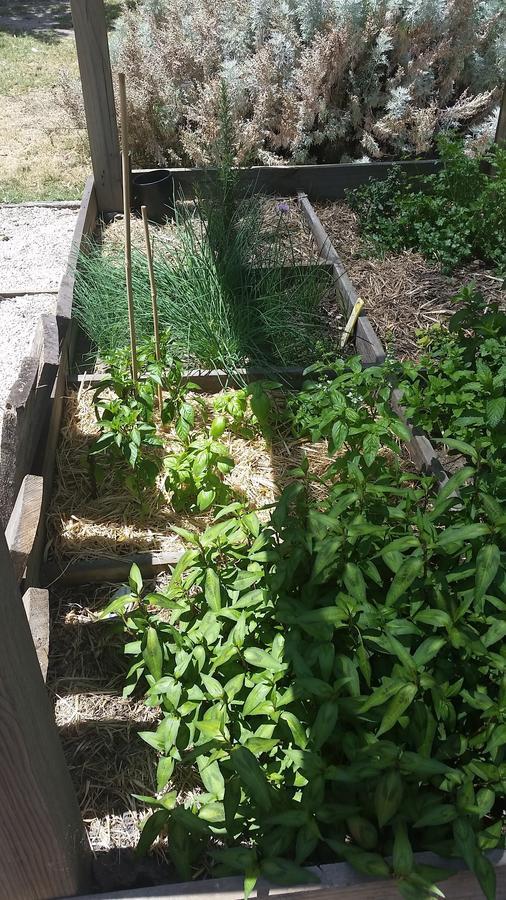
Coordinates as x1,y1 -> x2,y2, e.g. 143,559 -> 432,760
132,170 -> 174,224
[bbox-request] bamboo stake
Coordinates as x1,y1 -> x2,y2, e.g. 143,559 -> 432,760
118,72 -> 138,381
141,205 -> 163,410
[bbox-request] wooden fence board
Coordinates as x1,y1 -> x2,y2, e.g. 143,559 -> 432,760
0,529 -> 91,898
57,175 -> 98,334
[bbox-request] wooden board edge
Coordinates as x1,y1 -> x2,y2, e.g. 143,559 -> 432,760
70,849 -> 506,900
42,549 -> 181,588
5,475 -> 44,583
57,176 -> 98,329
297,194 -> 385,365
22,586 -> 49,680
390,388 -> 448,487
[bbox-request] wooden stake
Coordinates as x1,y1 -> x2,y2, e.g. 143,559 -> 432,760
141,205 -> 163,410
118,72 -> 138,381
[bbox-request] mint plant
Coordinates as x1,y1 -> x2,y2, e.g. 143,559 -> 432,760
349,138 -> 506,274
398,286 -> 506,463
289,356 -> 411,466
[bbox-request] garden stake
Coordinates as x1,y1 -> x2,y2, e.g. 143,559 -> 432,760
141,204 -> 163,410
340,298 -> 364,349
118,72 -> 138,382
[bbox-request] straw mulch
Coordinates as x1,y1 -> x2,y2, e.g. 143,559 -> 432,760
313,201 -> 505,360
48,582 -> 202,876
46,387 -> 330,566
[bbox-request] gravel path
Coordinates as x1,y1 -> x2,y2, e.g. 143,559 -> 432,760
0,205 -> 78,293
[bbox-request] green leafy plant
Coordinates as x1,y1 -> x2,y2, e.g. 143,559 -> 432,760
102,451 -> 505,899
90,334 -> 198,495
164,433 -> 235,512
349,138 -> 506,274
397,286 -> 506,466
289,356 -> 411,467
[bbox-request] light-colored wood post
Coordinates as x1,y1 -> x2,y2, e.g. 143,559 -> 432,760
141,205 -> 164,409
70,0 -> 122,212
118,72 -> 138,382
0,528 -> 91,899
495,84 -> 506,147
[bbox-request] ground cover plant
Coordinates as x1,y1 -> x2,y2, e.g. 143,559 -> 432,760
348,138 -> 506,274
102,0 -> 505,167
96,342 -> 505,898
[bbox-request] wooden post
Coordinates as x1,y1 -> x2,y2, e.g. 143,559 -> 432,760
495,84 -> 506,147
70,0 -> 122,212
0,528 -> 91,898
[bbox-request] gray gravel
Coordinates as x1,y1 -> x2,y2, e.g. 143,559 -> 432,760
0,206 -> 78,293
0,293 -> 57,412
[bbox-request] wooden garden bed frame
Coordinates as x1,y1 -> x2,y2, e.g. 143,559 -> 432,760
1,3 -> 504,896
1,162 -> 501,900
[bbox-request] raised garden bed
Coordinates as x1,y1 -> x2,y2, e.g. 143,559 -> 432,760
4,162 -> 505,900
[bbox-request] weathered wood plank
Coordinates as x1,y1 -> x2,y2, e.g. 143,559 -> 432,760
390,388 -> 447,487
25,325 -> 74,588
43,549 -> 180,587
70,0 -> 122,212
298,194 -> 385,364
57,175 -> 98,332
0,528 -> 91,898
5,474 -> 44,582
134,160 -> 441,203
0,314 -> 59,526
70,851 -> 505,900
22,587 -> 50,680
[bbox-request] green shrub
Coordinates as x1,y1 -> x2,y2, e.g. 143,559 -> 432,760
348,139 -> 506,273
397,285 -> 506,482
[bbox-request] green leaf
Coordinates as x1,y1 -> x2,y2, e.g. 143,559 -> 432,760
432,466 -> 475,509
343,562 -> 367,603
261,858 -> 319,886
414,804 -> 457,828
475,544 -> 500,602
362,432 -> 381,467
393,820 -> 413,877
331,421 -> 348,452
413,636 -> 446,666
486,396 -> 505,428
377,683 -> 417,737
328,840 -> 390,877
135,810 -> 170,859
230,747 -> 272,810
400,752 -> 453,778
197,488 -> 216,511
374,770 -> 403,827
438,438 -> 478,462
244,737 -> 279,755
280,711 -> 308,749
486,722 -> 506,756
197,757 -> 225,798
143,627 -> 163,681
243,683 -> 271,716
310,700 -> 338,750
205,568 -> 222,611
156,756 -> 175,792
436,524 -> 490,548
243,647 -> 285,672
386,556 -> 423,605
128,562 -> 143,595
